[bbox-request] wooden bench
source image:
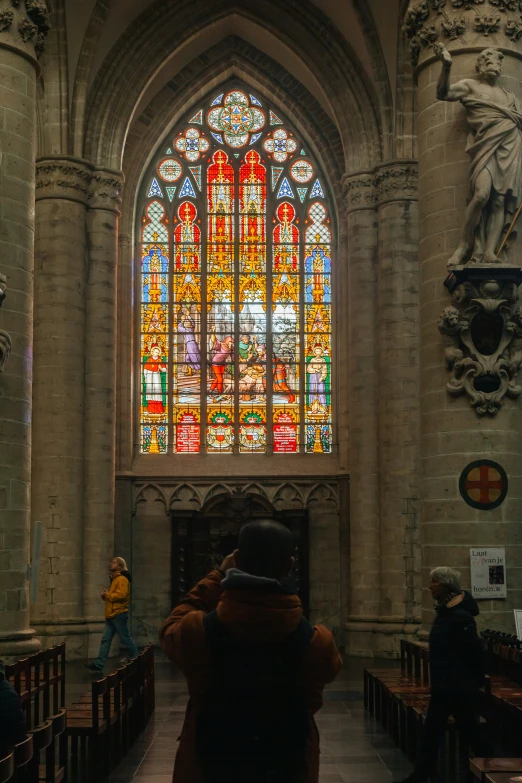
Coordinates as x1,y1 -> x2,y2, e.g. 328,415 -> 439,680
65,644 -> 155,781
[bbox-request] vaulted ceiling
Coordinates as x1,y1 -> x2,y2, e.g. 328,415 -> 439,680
64,0 -> 401,123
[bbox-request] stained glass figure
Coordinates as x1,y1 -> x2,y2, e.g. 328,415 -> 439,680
189,109 -> 203,124
179,177 -> 197,198
310,178 -> 325,199
175,127 -> 210,161
290,159 -> 314,183
263,129 -> 297,162
139,86 -> 333,456
277,177 -> 294,199
271,167 -> 283,191
148,178 -> 163,197
207,90 -> 265,148
189,166 -> 202,190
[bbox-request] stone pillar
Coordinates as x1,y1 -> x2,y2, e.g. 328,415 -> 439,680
375,161 -> 421,654
342,173 -> 380,656
83,169 -> 123,655
0,0 -> 50,658
32,157 -> 92,655
405,4 -> 522,629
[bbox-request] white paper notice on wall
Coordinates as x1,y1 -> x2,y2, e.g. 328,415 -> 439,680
470,548 -> 507,600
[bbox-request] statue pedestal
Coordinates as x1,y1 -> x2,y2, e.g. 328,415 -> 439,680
439,263 -> 522,415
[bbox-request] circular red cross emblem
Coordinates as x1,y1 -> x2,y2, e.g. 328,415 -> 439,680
459,460 -> 508,510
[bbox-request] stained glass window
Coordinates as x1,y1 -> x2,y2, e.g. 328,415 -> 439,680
138,85 -> 334,455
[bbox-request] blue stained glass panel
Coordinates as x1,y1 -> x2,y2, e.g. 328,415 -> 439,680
166,147 -> 172,154
148,178 -> 163,198
310,179 -> 325,198
211,93 -> 224,106
179,177 -> 197,198
249,132 -> 262,145
249,94 -> 263,106
211,132 -> 224,144
166,186 -> 177,202
297,187 -> 308,203
277,177 -> 294,199
300,149 -> 306,155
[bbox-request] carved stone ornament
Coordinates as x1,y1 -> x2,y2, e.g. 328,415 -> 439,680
473,15 -> 501,34
0,329 -> 12,373
36,158 -> 94,205
441,17 -> 466,38
342,172 -> 376,214
440,266 -> 522,414
89,169 -> 124,213
0,273 -> 6,308
374,162 -> 418,205
0,0 -> 49,56
0,273 -> 11,373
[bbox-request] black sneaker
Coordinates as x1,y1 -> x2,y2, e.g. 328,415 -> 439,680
84,663 -> 102,673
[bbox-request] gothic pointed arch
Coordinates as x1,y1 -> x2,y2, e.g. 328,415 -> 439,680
82,0 -> 382,172
136,81 -> 334,457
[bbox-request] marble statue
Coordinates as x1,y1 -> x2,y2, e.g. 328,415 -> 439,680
434,44 -> 522,267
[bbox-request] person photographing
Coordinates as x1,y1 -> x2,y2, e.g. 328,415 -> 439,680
85,556 -> 139,673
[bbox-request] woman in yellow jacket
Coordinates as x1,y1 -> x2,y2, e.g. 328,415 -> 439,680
86,557 -> 139,672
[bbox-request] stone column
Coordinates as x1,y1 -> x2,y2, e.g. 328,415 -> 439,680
375,161 -> 421,654
32,157 -> 92,655
342,173 -> 380,656
0,0 -> 50,657
405,4 -> 522,629
83,169 -> 123,655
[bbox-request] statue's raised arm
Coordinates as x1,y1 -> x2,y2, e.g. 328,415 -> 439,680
434,43 -> 470,102
434,47 -> 522,267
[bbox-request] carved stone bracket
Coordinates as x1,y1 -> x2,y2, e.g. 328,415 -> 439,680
89,168 -> 124,214
36,157 -> 94,206
439,265 -> 522,414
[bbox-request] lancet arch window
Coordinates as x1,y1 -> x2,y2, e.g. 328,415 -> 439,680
138,87 -> 334,456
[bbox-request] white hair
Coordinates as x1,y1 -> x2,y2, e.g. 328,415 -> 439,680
430,566 -> 461,593
114,556 -> 128,571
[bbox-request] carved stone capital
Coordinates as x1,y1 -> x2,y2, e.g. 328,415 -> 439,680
342,171 -> 377,215
89,168 -> 124,214
36,157 -> 94,206
0,0 -> 50,61
374,161 -> 419,206
404,0 -> 522,68
439,264 -> 522,414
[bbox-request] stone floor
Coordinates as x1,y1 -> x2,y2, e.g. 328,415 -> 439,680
68,655 -> 412,783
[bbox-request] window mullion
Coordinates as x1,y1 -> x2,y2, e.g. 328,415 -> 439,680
168,228 -> 174,454
299,212 -> 305,453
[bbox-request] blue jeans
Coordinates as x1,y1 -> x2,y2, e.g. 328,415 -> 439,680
92,612 -> 139,670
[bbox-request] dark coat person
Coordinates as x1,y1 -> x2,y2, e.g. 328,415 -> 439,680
397,566 -> 488,783
159,519 -> 342,783
0,661 -> 25,757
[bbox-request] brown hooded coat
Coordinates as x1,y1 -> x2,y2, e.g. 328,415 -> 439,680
159,569 -> 342,783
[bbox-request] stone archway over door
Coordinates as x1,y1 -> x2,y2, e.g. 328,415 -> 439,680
171,492 -> 310,618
